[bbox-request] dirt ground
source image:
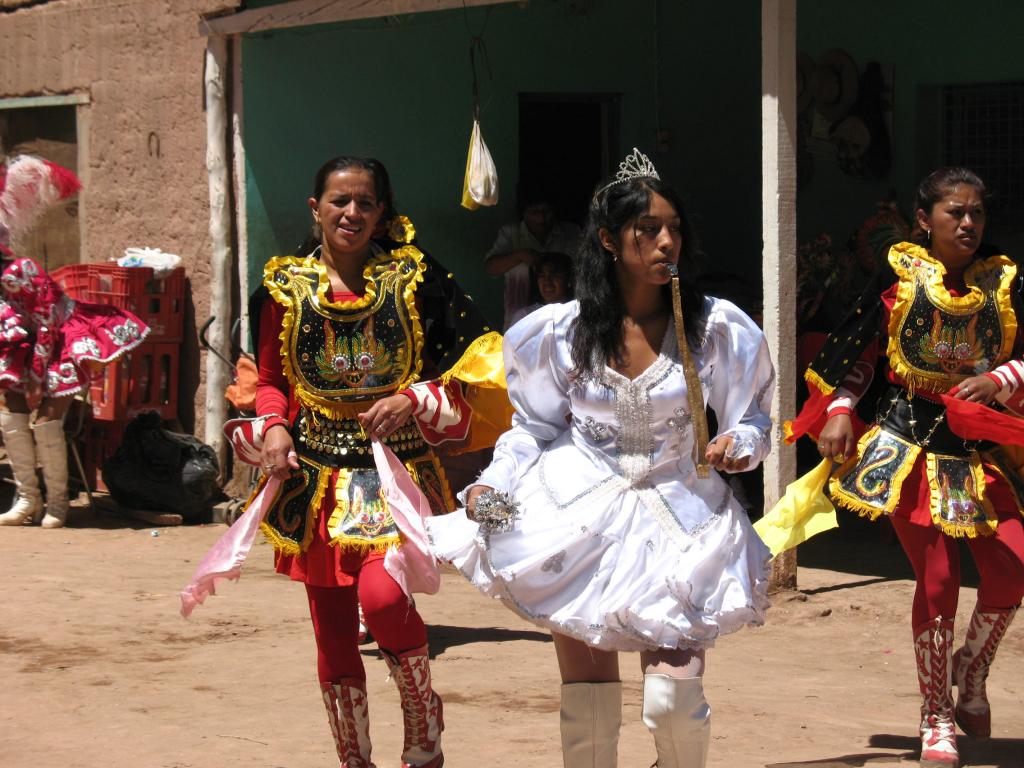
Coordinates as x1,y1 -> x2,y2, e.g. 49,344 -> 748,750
1,506 -> 1022,768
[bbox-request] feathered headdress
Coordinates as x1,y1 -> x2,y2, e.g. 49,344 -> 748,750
0,155 -> 82,254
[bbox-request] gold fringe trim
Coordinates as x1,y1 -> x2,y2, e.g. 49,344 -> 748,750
327,534 -> 402,556
391,244 -> 427,390
834,494 -> 892,523
925,452 -> 998,538
263,246 -> 429,407
782,419 -> 796,444
933,517 -> 998,538
804,367 -> 835,396
259,461 -> 331,555
828,425 -> 921,518
885,242 -> 1017,395
439,331 -> 507,388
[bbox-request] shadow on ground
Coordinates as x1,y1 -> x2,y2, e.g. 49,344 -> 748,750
767,732 -> 1024,767
765,751 -> 911,767
428,624 -> 552,656
791,512 -> 982,588
360,624 -> 551,658
869,733 -> 1024,768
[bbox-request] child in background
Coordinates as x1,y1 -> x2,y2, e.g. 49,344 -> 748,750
507,251 -> 573,328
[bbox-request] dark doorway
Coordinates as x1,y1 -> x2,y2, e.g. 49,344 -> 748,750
0,105 -> 79,270
518,94 -> 619,226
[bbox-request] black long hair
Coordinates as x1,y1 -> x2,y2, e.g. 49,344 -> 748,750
298,155 -> 398,256
911,166 -> 987,246
570,175 -> 707,379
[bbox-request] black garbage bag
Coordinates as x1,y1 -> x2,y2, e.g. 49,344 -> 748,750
102,411 -> 220,520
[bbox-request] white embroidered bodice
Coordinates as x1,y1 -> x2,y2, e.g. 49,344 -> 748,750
472,299 -> 775,542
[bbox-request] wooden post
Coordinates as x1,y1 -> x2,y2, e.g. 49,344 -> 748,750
761,0 -> 798,591
204,33 -> 232,475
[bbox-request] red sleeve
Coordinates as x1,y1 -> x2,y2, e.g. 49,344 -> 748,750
786,295 -> 889,444
255,299 -> 291,434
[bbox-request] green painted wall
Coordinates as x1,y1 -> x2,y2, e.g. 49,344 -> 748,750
240,0 -> 764,327
240,0 -> 1024,330
796,1 -> 1024,249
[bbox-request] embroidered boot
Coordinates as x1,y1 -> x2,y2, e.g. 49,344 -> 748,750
0,411 -> 42,526
953,603 -> 1017,737
321,679 -> 375,768
642,674 -> 710,768
33,419 -> 69,528
382,644 -> 444,768
559,681 -> 621,768
914,618 -> 959,768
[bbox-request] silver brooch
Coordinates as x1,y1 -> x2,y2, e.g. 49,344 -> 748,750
474,490 -> 521,533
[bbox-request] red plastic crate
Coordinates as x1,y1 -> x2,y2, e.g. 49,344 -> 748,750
78,418 -> 126,492
89,340 -> 180,422
52,264 -> 185,341
126,341 -> 180,420
52,263 -> 91,301
89,357 -> 129,421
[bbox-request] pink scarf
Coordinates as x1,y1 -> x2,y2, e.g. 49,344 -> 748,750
180,440 -> 440,617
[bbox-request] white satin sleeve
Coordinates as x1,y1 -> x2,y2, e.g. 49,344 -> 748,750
704,298 -> 775,471
462,302 -> 574,501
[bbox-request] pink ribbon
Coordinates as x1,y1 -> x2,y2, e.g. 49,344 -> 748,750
179,477 -> 280,618
375,439 -> 441,597
180,439 -> 439,618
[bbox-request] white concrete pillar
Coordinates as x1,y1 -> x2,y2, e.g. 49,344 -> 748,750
204,33 -> 233,476
761,0 -> 798,590
231,34 -> 250,351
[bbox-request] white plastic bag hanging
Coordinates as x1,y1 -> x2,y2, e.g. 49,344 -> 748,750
461,117 -> 498,210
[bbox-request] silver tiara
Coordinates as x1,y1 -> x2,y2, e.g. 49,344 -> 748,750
595,147 -> 660,196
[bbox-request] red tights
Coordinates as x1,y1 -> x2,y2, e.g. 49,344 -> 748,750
892,508 -> 1024,627
305,557 -> 427,684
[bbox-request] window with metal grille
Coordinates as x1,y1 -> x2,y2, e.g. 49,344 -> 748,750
944,82 -> 1024,215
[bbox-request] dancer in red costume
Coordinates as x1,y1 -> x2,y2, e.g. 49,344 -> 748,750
786,168 -> 1024,768
0,155 -> 148,528
248,156 -> 506,768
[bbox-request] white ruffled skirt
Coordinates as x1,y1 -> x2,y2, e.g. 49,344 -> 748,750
426,459 -> 772,652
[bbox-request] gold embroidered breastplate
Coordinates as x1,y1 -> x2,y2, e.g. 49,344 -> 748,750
264,245 -> 427,417
886,242 -> 1017,394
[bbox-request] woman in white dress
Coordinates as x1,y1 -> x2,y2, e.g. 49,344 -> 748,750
427,149 -> 775,768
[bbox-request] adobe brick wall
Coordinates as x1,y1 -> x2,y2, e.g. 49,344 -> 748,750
0,0 -> 242,438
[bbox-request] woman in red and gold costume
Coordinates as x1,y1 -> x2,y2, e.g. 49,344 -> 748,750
784,168 -> 1024,768
249,155 -> 506,768
0,155 -> 149,529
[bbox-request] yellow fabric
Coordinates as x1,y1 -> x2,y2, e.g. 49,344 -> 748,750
804,367 -> 836,396
441,331 -> 507,387
454,384 -> 515,454
885,242 -> 1017,395
440,331 -> 513,453
754,459 -> 839,558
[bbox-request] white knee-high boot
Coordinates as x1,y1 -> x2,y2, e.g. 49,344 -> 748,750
559,682 -> 621,768
33,419 -> 69,529
642,674 -> 711,768
0,411 -> 42,525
